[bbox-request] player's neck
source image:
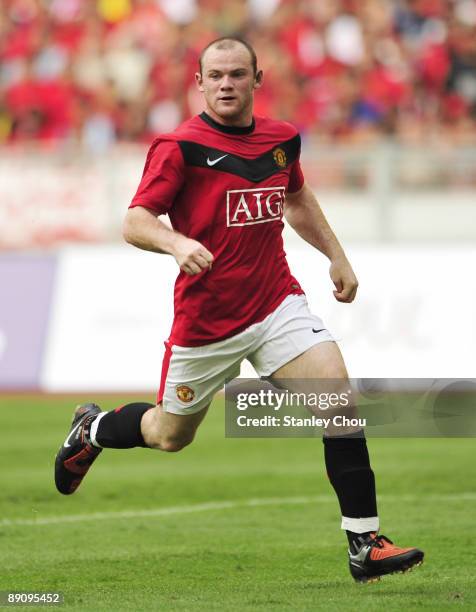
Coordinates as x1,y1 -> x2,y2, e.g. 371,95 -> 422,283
203,108 -> 254,130
200,111 -> 255,135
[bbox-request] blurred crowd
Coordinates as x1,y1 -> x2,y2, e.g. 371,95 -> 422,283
1,0 -> 476,151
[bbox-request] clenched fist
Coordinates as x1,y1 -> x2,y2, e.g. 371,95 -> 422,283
172,236 -> 214,276
329,256 -> 358,303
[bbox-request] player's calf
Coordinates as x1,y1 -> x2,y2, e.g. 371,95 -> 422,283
150,434 -> 195,452
141,402 -> 209,451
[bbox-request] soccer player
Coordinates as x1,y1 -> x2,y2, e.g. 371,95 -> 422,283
55,37 -> 423,583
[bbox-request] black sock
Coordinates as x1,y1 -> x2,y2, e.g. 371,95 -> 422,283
92,402 -> 154,449
345,531 -> 374,550
323,431 -> 378,547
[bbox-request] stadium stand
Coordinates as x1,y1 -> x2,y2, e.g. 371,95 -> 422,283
1,0 -> 475,150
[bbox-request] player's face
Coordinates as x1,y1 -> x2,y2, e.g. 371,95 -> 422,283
196,45 -> 262,126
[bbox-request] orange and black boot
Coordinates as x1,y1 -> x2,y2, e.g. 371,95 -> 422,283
349,533 -> 424,583
55,403 -> 103,495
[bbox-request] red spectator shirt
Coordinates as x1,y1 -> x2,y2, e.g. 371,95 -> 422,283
130,112 -> 305,346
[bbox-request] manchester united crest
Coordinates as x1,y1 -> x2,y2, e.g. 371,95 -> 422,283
273,147 -> 287,168
176,384 -> 195,403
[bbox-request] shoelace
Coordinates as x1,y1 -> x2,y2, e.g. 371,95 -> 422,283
370,534 -> 394,548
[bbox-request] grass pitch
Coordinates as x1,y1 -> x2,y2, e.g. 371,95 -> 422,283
0,394 -> 475,611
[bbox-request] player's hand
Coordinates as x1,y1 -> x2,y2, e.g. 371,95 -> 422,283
171,236 -> 214,276
329,256 -> 358,303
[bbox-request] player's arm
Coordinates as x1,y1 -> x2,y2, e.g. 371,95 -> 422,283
123,207 -> 213,276
284,181 -> 358,303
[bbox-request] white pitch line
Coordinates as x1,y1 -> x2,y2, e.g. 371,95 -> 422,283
0,496 -> 329,528
1,492 -> 475,528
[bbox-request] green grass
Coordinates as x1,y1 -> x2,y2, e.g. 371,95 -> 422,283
0,395 -> 475,610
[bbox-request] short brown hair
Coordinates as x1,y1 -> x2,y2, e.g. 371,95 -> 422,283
199,37 -> 258,76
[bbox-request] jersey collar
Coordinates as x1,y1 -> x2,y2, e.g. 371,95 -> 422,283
199,111 -> 255,135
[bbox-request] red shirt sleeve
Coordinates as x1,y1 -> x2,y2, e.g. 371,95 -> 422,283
130,139 -> 184,215
288,158 -> 304,193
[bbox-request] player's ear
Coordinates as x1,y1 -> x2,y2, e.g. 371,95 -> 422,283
254,70 -> 263,89
195,72 -> 205,92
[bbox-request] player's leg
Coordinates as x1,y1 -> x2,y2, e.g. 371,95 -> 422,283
55,400 -> 210,495
271,343 -> 424,582
55,335 -> 248,495
270,342 -> 423,582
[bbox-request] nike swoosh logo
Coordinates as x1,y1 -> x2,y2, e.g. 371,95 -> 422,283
312,328 -> 325,334
207,154 -> 228,166
64,422 -> 82,448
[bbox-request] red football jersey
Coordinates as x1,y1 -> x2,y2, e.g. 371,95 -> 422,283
130,112 -> 305,346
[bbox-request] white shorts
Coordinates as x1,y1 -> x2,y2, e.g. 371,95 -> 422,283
158,294 -> 334,415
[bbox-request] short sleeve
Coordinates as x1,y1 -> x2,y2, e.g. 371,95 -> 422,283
287,158 -> 304,194
129,139 -> 185,215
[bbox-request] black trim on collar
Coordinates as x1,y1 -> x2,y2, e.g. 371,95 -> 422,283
199,111 -> 255,135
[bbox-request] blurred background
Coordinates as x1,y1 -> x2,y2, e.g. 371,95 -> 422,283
1,0 -> 475,392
